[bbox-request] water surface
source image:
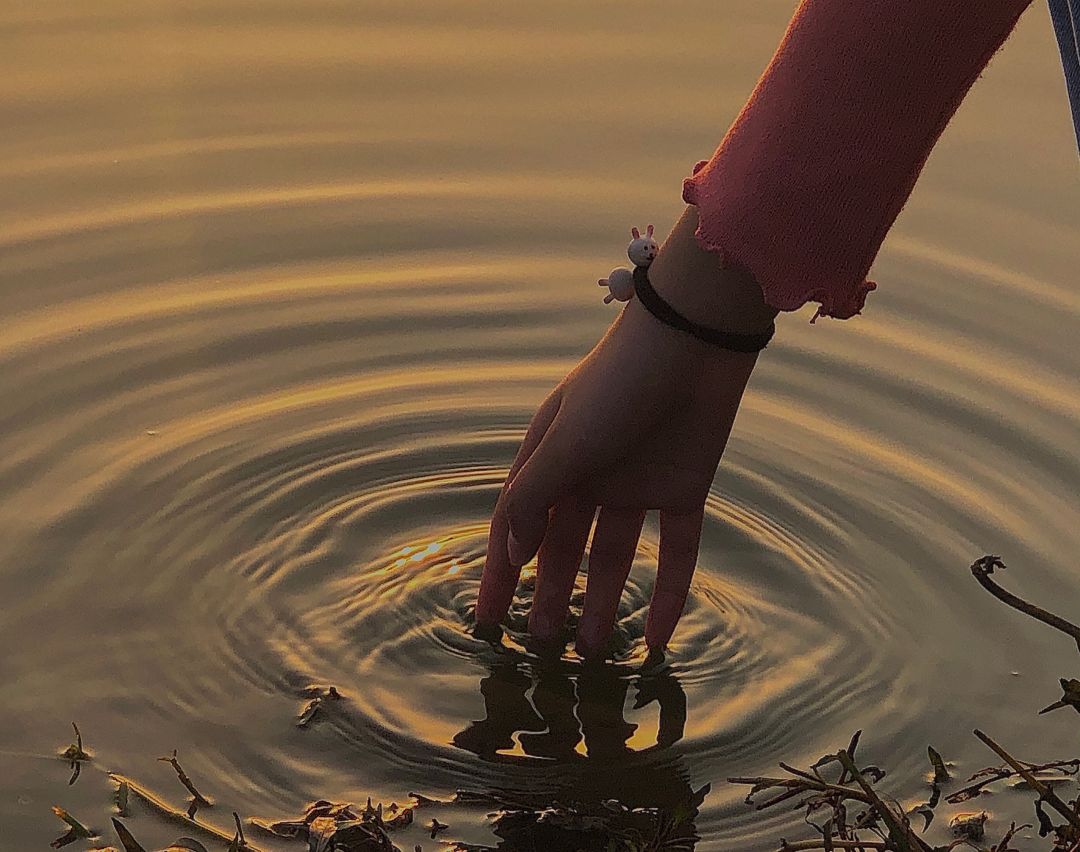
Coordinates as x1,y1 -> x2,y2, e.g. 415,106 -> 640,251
2,2 -> 1080,849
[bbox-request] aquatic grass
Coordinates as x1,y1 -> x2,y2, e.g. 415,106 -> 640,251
730,556 -> 1080,852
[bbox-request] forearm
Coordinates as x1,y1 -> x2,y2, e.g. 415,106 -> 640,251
656,0 -> 1033,327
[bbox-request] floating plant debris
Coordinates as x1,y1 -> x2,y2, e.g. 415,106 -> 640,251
927,746 -> 950,785
296,696 -> 323,727
157,749 -> 212,818
385,807 -> 412,830
427,817 -> 448,839
50,805 -> 95,848
946,757 -> 1079,804
1039,677 -> 1080,716
59,721 -> 91,785
407,792 -> 448,808
109,774 -> 260,850
111,817 -> 148,852
110,816 -> 218,852
948,811 -> 988,841
729,556 -> 1080,852
116,779 -> 130,817
253,799 -> 399,851
297,684 -> 343,727
59,721 -> 91,762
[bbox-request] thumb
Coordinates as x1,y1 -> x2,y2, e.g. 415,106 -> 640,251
504,417 -> 581,567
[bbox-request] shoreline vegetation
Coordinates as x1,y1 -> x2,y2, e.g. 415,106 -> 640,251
49,556 -> 1080,852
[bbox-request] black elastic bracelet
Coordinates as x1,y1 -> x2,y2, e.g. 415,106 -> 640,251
632,265 -> 775,353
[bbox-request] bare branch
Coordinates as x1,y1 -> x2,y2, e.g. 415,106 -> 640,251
970,556 -> 1080,652
972,729 -> 1080,830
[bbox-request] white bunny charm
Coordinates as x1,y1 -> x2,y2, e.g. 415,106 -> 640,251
599,224 -> 658,304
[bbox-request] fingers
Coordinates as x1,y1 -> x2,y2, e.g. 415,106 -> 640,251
474,504 -> 516,627
474,392 -> 561,627
575,507 -> 646,658
644,506 -> 704,651
528,499 -> 596,640
504,410 -> 587,568
508,391 -> 563,483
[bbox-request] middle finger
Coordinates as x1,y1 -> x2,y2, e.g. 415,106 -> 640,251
528,499 -> 596,640
575,506 -> 647,658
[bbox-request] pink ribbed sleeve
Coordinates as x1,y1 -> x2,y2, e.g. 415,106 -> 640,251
682,0 -> 1033,322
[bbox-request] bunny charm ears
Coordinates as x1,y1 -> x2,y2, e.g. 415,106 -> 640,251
597,222 -> 776,353
599,224 -> 658,304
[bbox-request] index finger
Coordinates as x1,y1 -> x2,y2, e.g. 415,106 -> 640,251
474,392 -> 561,627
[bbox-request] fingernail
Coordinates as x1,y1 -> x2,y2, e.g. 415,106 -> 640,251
508,529 -> 527,567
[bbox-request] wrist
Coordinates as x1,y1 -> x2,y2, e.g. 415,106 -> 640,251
647,205 -> 779,336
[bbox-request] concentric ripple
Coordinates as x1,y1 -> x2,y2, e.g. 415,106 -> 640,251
3,2 -> 1080,849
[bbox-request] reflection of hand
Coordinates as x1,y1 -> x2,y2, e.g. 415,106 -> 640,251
451,663 -> 542,759
453,660 -> 687,763
476,206 -> 775,657
634,666 -> 687,749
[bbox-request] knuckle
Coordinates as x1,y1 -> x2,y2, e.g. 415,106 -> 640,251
504,480 -> 534,523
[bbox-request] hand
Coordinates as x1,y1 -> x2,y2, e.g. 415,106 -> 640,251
475,232 -> 769,656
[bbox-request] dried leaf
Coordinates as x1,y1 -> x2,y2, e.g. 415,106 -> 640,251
51,806 -> 93,837
907,803 -> 935,832
1039,678 -> 1080,715
111,818 -> 149,852
386,807 -> 414,829
409,792 -> 447,807
928,746 -> 950,784
50,830 -> 80,849
297,697 -> 322,727
429,817 -> 449,839
860,765 -> 886,783
950,811 -> 988,841
116,780 -> 130,817
253,818 -> 306,838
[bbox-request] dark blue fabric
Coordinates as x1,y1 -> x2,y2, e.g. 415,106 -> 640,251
1049,0 -> 1080,155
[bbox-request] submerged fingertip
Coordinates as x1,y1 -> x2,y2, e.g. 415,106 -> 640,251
472,621 -> 504,644
574,636 -> 598,659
